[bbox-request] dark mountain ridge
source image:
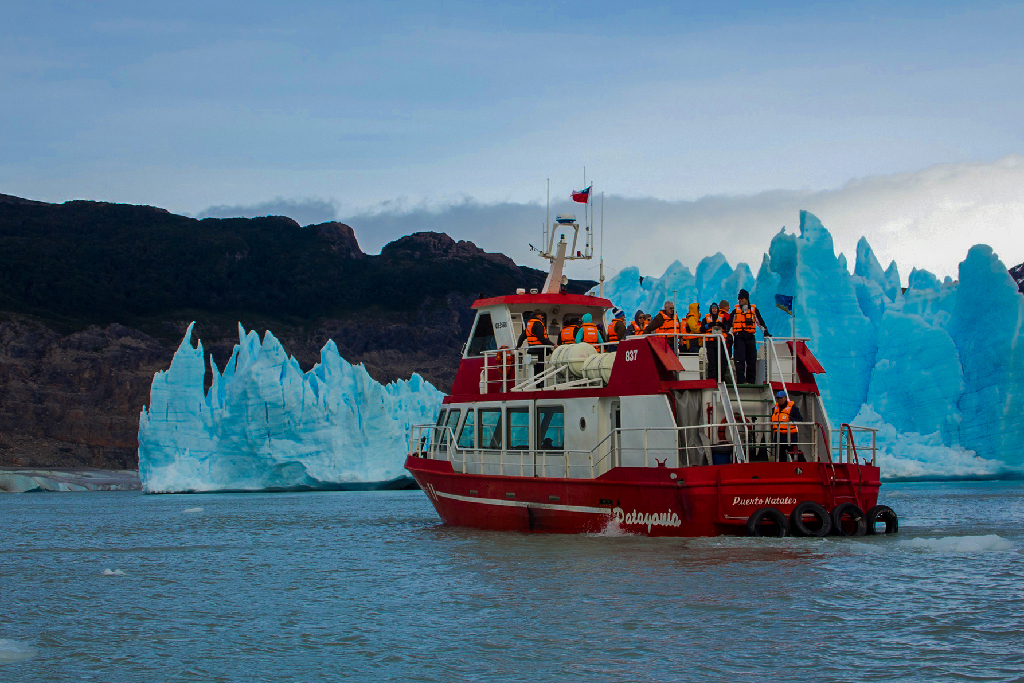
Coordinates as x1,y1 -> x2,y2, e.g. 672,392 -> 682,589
0,194 -> 595,469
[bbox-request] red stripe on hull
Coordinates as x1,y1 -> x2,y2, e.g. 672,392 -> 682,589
406,456 -> 880,537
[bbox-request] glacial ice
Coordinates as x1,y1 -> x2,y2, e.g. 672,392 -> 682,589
138,325 -> 444,493
602,211 -> 1024,479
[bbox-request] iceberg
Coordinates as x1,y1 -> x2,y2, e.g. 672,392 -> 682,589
601,211 -> 1024,479
138,324 -> 444,493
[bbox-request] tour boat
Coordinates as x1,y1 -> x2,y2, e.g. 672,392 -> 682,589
405,214 -> 898,537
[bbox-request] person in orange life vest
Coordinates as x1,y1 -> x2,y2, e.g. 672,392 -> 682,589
574,313 -> 605,345
771,390 -> 803,462
731,289 -> 770,384
559,318 -> 580,345
681,302 -> 703,354
627,310 -> 646,336
643,301 -> 678,336
701,303 -> 728,380
607,310 -> 628,346
517,310 -> 553,382
718,299 -> 733,354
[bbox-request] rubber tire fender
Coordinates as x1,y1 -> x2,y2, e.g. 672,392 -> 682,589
790,501 -> 832,537
831,503 -> 867,537
864,505 -> 899,535
746,507 -> 789,538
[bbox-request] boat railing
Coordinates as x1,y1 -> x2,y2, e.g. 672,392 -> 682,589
832,424 -> 878,466
409,420 -> 846,479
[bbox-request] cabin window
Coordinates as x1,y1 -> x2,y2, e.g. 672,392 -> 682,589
478,408 -> 503,450
431,409 -> 447,448
536,406 -> 564,450
467,313 -> 497,356
507,407 -> 530,450
457,410 -> 475,449
440,409 -> 461,447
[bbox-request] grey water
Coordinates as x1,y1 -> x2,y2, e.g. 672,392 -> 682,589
2,482 -> 1023,683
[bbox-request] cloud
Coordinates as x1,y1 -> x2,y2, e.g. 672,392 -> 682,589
340,155 -> 1024,283
196,197 -> 339,226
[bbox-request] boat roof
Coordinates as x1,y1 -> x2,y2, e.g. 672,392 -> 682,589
472,293 -> 614,310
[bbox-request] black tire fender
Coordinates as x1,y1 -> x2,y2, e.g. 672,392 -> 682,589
865,505 -> 899,534
747,507 -> 789,537
790,501 -> 832,537
831,502 -> 867,536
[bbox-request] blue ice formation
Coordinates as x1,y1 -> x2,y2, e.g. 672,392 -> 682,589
602,211 -> 1024,479
138,324 -> 444,493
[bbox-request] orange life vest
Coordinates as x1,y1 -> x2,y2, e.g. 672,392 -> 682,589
559,325 -> 577,344
771,400 -> 798,434
607,320 -> 624,342
654,311 -> 678,336
525,317 -> 546,346
732,304 -> 758,334
628,321 -> 644,336
578,322 -> 600,344
704,313 -> 728,337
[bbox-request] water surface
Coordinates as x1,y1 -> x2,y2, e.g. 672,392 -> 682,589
2,482 -> 1022,682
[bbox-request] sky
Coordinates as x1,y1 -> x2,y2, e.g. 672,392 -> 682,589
2,1 -> 1022,283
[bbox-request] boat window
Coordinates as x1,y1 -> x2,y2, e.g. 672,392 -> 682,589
440,409 -> 461,447
430,409 -> 447,448
536,406 -> 564,450
467,313 -> 497,356
507,407 -> 530,450
457,410 -> 475,449
479,408 -> 503,450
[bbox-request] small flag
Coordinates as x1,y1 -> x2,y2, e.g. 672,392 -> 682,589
775,294 -> 794,315
571,185 -> 592,203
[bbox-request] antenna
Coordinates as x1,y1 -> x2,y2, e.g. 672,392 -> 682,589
599,191 -> 605,298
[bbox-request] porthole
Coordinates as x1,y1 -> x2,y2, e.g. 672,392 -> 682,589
579,416 -> 587,431
795,467 -> 803,475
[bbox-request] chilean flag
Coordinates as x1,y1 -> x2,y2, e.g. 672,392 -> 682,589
571,185 -> 592,203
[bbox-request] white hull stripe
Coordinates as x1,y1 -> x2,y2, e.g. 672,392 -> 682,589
433,489 -> 610,515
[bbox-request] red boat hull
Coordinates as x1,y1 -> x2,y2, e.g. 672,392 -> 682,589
406,455 -> 880,536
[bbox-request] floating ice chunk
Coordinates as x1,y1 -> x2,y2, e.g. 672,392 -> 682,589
900,535 -> 1014,553
102,569 -> 126,576
138,324 -> 444,493
183,507 -> 204,514
0,639 -> 36,664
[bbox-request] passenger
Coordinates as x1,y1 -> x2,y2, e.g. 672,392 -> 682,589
607,310 -> 628,346
575,313 -> 605,346
682,302 -> 702,354
731,289 -> 770,384
559,318 -> 579,345
627,310 -> 646,336
702,303 -> 728,380
644,301 -> 678,339
516,309 -> 554,382
770,391 -> 803,462
718,299 -> 732,355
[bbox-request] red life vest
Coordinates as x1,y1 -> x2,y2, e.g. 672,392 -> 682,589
732,304 -> 758,334
578,322 -> 600,344
525,317 -> 546,346
771,400 -> 798,434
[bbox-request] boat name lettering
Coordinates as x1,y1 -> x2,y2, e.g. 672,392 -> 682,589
494,321 -> 507,329
612,507 -> 681,532
731,496 -> 797,506
624,350 -> 638,362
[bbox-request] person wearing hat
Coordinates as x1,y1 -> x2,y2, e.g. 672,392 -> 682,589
606,310 -> 628,346
517,309 -> 554,386
574,313 -> 605,346
770,390 -> 803,462
702,303 -> 729,380
627,310 -> 646,336
731,289 -> 770,384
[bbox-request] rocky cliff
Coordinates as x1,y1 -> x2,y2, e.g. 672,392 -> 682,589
0,194 -> 593,469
